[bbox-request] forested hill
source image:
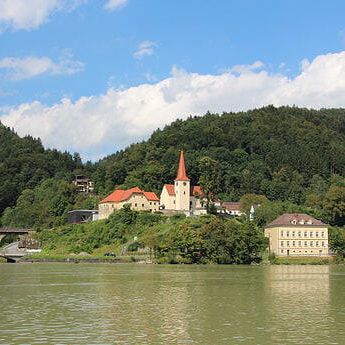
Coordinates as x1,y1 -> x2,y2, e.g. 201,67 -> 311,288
3,106 -> 345,228
93,106 -> 345,201
0,122 -> 84,217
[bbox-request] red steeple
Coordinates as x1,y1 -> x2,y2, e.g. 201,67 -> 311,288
175,151 -> 190,181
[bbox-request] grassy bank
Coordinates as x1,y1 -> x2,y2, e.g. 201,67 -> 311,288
270,256 -> 334,265
20,253 -> 150,264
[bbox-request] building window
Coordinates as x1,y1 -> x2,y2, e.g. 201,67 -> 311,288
281,249 -> 284,253
135,203 -> 137,207
280,230 -> 284,237
316,241 -> 319,247
287,231 -> 290,237
184,191 -> 186,195
316,232 -> 319,237
142,204 -> 144,207
292,241 -> 295,247
287,241 -> 290,247
322,241 -> 325,247
310,241 -> 313,247
304,231 -> 307,237
310,232 -> 313,237
298,241 -> 301,247
304,241 -> 308,247
322,232 -> 325,237
281,241 -> 284,247
298,231 -> 301,237
150,202 -> 152,205
292,231 -> 295,237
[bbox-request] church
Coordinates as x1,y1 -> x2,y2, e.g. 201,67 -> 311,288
160,151 -> 207,216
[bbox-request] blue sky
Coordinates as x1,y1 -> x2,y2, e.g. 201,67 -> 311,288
1,0 -> 345,160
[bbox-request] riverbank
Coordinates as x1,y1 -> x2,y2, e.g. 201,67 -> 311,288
270,256 -> 335,265
2,253 -> 338,265
18,253 -> 151,264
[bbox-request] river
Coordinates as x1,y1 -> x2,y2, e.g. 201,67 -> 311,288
0,263 -> 344,345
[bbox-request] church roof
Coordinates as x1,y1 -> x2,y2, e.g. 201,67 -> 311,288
265,213 -> 327,228
163,184 -> 205,197
99,187 -> 159,204
175,151 -> 190,181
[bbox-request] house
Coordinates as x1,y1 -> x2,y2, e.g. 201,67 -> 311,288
98,187 -> 160,219
73,175 -> 94,193
160,151 -> 207,216
264,213 -> 329,257
222,202 -> 244,217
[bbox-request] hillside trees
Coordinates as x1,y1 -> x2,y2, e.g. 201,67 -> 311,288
4,106 -> 345,227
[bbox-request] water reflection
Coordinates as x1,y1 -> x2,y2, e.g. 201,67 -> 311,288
0,264 -> 345,345
264,265 -> 332,344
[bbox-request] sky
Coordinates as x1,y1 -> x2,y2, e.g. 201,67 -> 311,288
1,0 -> 345,161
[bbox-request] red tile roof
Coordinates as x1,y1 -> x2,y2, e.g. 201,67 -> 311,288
175,151 -> 190,181
163,184 -> 205,197
191,185 -> 205,196
266,213 -> 327,228
164,184 -> 175,196
99,187 -> 159,204
143,191 -> 160,201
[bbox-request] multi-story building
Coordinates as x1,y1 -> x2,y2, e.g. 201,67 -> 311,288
73,175 -> 94,193
98,187 -> 160,219
264,213 -> 329,257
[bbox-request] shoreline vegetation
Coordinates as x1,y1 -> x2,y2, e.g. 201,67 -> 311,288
16,255 -> 337,265
1,205 -> 345,265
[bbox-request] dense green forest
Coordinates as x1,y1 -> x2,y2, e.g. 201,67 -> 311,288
0,122 -> 90,226
3,105 -> 345,229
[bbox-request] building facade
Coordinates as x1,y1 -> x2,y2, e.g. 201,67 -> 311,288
222,202 -> 244,217
73,175 -> 94,193
160,151 -> 207,216
98,187 -> 160,220
265,213 -> 329,257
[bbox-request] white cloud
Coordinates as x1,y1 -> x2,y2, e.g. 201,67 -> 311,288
134,41 -> 157,59
300,58 -> 310,71
144,72 -> 157,82
225,60 -> 264,74
0,0 -> 85,31
1,51 -> 345,160
0,55 -> 85,80
104,0 -> 128,11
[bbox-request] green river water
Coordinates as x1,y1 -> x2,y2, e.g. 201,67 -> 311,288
0,263 -> 344,345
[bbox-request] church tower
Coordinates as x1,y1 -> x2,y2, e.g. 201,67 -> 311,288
174,151 -> 190,212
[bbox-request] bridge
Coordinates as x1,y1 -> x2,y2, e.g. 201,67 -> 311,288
0,242 -> 26,262
0,227 -> 35,242
0,228 -> 37,262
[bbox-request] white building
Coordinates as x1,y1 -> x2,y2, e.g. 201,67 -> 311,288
160,151 -> 207,216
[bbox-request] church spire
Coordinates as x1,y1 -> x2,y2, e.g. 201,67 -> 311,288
175,151 -> 190,181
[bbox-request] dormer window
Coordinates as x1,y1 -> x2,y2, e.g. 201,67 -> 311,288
291,219 -> 297,225
299,219 -> 305,225
307,220 -> 312,225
